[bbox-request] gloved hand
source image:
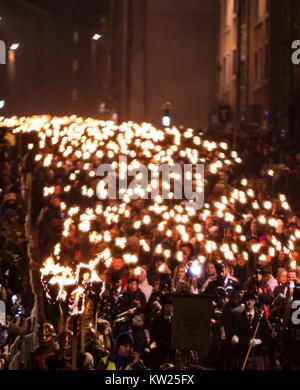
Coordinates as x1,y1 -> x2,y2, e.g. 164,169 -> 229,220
249,338 -> 262,348
220,326 -> 226,341
231,335 -> 239,345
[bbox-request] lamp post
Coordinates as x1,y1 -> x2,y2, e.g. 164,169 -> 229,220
162,101 -> 172,128
7,42 -> 20,113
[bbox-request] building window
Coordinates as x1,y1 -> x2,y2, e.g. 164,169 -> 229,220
264,44 -> 269,79
222,56 -> 231,90
73,31 -> 79,43
222,0 -> 227,30
240,61 -> 246,86
233,49 -> 238,75
72,59 -> 79,72
255,0 -> 265,22
72,88 -> 78,101
259,48 -> 264,82
255,51 -> 259,83
224,54 -> 231,88
255,48 -> 264,84
254,0 -> 260,21
222,0 -> 231,31
228,54 -> 231,85
241,0 -> 247,23
233,0 -> 239,15
265,17 -> 270,36
222,57 -> 226,90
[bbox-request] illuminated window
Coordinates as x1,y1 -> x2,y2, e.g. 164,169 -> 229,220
223,55 -> 231,89
72,59 -> 79,72
72,88 -> 78,101
73,31 -> 79,43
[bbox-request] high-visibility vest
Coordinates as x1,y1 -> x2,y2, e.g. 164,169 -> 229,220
101,355 -> 132,370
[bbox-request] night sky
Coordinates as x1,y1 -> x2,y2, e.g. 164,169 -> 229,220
0,0 -> 218,126
3,0 -> 106,27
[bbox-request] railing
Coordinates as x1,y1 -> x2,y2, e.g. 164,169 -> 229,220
6,171 -> 40,369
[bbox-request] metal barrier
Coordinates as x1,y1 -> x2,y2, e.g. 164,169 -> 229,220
6,172 -> 40,369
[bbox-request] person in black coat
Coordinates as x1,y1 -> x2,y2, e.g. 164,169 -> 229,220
231,291 -> 272,370
150,294 -> 174,369
36,195 -> 63,256
273,268 -> 288,298
234,253 -> 249,286
219,285 -> 245,369
271,251 -> 289,278
118,277 -> 146,315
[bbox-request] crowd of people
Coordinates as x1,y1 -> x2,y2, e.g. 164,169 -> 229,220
0,115 -> 300,370
0,127 -> 35,369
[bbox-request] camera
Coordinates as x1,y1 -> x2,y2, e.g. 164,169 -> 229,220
11,294 -> 18,305
15,305 -> 24,318
17,305 -> 24,315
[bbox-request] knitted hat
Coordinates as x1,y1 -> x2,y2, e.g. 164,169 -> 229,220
116,333 -> 133,347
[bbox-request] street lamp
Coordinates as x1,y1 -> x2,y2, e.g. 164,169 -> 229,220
10,43 -> 19,51
92,34 -> 101,41
162,115 -> 171,127
162,101 -> 172,128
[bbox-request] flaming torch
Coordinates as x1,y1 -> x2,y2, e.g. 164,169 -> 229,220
40,254 -> 105,369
